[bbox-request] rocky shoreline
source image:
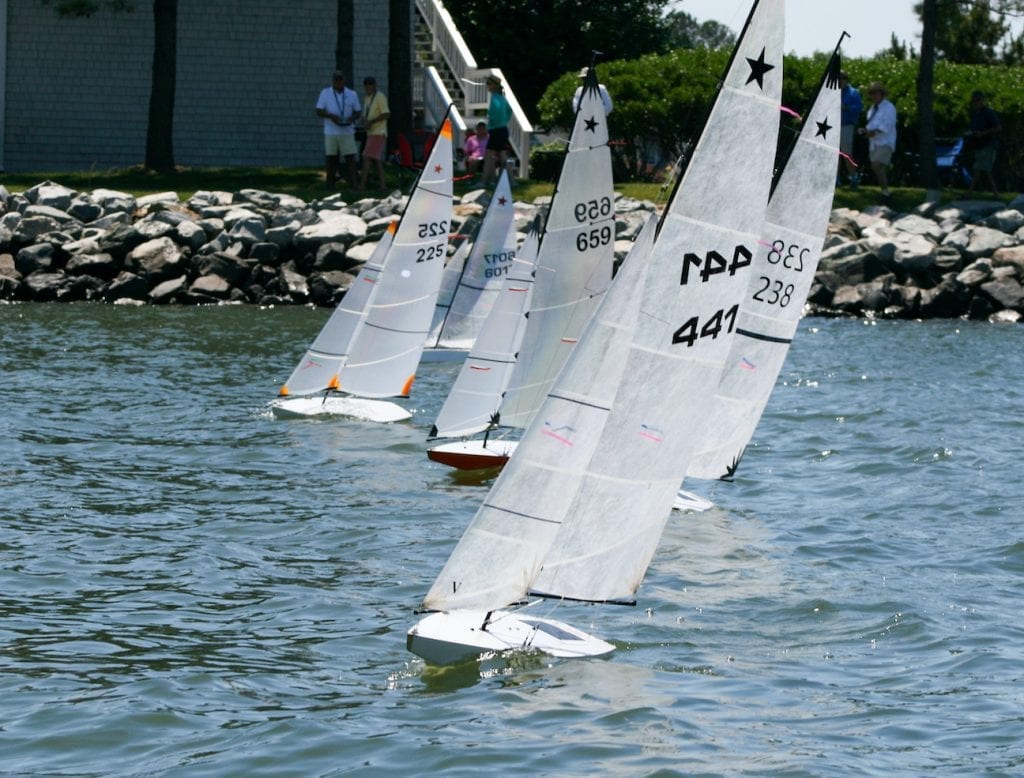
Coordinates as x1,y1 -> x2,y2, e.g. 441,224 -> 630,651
2,181 -> 1022,322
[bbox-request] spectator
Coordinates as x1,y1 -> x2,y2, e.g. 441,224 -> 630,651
964,90 -> 1001,197
838,71 -> 862,188
463,121 -> 489,176
315,70 -> 361,189
859,81 -> 897,201
481,74 -> 511,186
357,76 -> 391,191
572,67 -> 613,115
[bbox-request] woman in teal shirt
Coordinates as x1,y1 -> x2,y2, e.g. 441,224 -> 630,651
481,74 -> 511,185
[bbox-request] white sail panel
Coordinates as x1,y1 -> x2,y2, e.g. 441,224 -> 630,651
530,0 -> 785,603
433,170 -> 518,350
498,73 -> 615,429
339,120 -> 455,398
687,53 -> 841,481
430,227 -> 539,439
426,238 -> 470,344
423,214 -> 658,612
278,223 -> 396,397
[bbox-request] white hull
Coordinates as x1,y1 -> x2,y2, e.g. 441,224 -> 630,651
420,347 -> 470,363
427,438 -> 519,470
270,395 -> 411,423
673,488 -> 714,513
407,609 -> 615,665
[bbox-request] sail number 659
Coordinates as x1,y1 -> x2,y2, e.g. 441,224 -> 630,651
576,225 -> 612,252
574,197 -> 612,223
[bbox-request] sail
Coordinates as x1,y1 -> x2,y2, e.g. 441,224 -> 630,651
423,214 -> 658,611
337,119 -> 455,398
423,0 -> 785,611
687,50 -> 842,481
428,169 -> 518,350
497,66 -> 615,430
430,225 -> 540,439
426,238 -> 471,345
278,223 -> 396,397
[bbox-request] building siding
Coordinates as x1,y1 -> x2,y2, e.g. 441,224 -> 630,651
3,1 -> 400,172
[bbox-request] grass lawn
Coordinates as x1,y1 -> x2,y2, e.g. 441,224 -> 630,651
1,164 -> 1017,214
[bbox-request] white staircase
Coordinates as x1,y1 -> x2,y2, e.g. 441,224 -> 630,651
413,0 -> 532,177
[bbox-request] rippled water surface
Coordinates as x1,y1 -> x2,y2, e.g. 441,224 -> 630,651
2,303 -> 1023,776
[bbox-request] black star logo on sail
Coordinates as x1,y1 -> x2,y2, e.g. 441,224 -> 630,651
745,46 -> 775,89
815,116 -> 833,139
584,116 -> 599,133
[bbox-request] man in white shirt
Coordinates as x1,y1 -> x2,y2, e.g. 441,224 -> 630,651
572,67 -> 613,115
316,70 -> 362,189
859,81 -> 897,200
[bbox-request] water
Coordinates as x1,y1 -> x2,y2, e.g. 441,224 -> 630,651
2,303 -> 1022,776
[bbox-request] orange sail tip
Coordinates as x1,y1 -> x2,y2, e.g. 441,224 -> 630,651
278,385 -> 290,397
328,374 -> 340,389
387,220 -> 398,235
401,374 -> 416,397
441,120 -> 453,139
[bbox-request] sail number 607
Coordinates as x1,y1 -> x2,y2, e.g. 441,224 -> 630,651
672,304 -> 739,347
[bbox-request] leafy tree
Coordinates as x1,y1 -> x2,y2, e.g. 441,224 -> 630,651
913,0 -> 1024,64
44,0 -> 177,172
446,0 -> 672,121
663,10 -> 735,50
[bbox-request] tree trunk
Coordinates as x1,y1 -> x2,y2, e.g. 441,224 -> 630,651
388,0 -> 413,141
336,0 -> 354,77
144,0 -> 176,172
916,0 -> 941,197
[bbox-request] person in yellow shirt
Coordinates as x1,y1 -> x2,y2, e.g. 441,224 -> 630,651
358,76 -> 391,191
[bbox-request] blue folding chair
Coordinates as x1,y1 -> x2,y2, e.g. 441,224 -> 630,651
935,137 -> 972,187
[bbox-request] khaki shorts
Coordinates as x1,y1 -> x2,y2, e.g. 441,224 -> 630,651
869,145 -> 894,165
325,134 -> 357,157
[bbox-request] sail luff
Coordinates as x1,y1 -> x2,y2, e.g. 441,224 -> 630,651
431,170 -> 518,350
430,226 -> 540,439
496,68 -> 615,430
686,47 -> 842,481
278,223 -> 396,397
337,118 -> 455,398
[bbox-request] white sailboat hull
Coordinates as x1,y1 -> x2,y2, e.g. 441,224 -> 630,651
673,489 -> 714,513
270,395 -> 411,423
427,439 -> 519,470
419,347 -> 469,363
407,609 -> 615,665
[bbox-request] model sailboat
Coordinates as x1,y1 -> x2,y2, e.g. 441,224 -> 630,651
422,168 -> 518,362
408,0 -> 785,664
426,64 -> 615,470
685,43 -> 844,482
271,117 -> 455,422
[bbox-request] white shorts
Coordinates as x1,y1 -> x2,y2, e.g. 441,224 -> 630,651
325,134 -> 357,157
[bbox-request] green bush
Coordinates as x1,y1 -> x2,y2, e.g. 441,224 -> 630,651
528,140 -> 568,182
539,50 -> 1024,190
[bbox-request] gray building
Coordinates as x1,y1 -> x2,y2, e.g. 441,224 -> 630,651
0,0 -> 404,172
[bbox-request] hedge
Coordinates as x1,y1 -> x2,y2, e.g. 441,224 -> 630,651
536,50 -> 1024,190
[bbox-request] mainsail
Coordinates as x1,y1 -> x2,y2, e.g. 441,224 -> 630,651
337,119 -> 455,398
496,65 -> 616,430
686,47 -> 843,481
429,224 -> 540,440
427,169 -> 518,351
277,223 -> 396,397
422,0 -> 784,614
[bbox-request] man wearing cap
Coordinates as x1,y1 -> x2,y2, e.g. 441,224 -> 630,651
859,81 -> 897,201
965,90 -> 1001,197
357,76 -> 391,191
316,70 -> 362,189
572,67 -> 613,115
